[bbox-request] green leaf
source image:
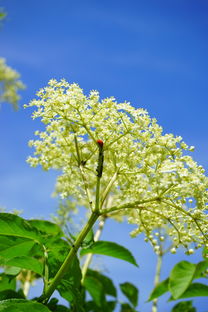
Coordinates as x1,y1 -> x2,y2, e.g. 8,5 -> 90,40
0,299 -> 52,312
148,278 -> 169,301
120,303 -> 137,312
169,261 -> 196,299
0,290 -> 24,301
80,241 -> 138,267
193,260 -> 208,279
5,256 -> 43,275
202,246 -> 208,260
27,220 -> 64,237
82,229 -> 94,247
4,267 -> 21,276
0,238 -> 37,260
120,282 -> 138,307
87,269 -> 117,297
0,274 -> 16,291
84,275 -> 105,307
171,300 -> 196,312
56,257 -> 83,311
175,283 -> 208,299
0,213 -> 42,243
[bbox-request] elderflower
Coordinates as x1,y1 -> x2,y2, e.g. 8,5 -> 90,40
0,58 -> 25,109
25,79 -> 208,253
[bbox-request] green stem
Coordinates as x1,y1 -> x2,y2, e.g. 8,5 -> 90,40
100,170 -> 118,209
39,212 -> 100,303
100,196 -> 160,215
81,216 -> 106,283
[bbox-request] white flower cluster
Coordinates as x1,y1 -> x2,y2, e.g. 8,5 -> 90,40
0,58 -> 25,109
25,79 -> 208,253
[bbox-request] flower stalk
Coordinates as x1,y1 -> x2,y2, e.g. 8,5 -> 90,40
39,211 -> 100,303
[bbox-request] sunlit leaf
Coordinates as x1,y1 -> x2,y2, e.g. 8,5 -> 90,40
0,299 -> 52,312
148,278 -> 169,301
80,241 -> 138,266
169,261 -> 196,299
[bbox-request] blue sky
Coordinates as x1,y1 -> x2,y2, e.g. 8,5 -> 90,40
1,0 -> 208,311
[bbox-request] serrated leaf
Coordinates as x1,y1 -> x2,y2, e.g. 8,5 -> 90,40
0,213 -> 42,243
28,220 -> 64,237
80,241 -> 138,267
0,299 -> 52,312
171,300 -> 196,312
169,261 -> 196,299
5,256 -> 43,275
148,278 -> 169,301
87,269 -> 117,297
120,282 -> 138,307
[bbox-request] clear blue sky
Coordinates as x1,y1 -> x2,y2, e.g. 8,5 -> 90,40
0,0 -> 208,311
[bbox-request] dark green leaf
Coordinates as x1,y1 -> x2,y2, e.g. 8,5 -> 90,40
169,261 -> 196,299
87,269 -> 117,297
56,257 -> 83,311
5,256 -> 43,275
171,300 -> 196,312
0,299 -> 52,312
28,220 -> 64,237
84,276 -> 105,307
0,290 -> 24,301
0,274 -> 16,291
148,278 -> 169,301
0,213 -> 42,243
80,241 -> 138,267
120,303 -> 137,312
120,282 -> 138,307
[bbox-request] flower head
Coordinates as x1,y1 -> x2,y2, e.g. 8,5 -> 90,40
25,79 -> 208,252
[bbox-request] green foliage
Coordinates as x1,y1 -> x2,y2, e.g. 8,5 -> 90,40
0,299 -> 52,312
80,241 -> 138,266
149,259 -> 208,304
120,282 -> 138,308
120,303 -> 138,312
148,278 -> 169,301
171,300 -> 196,312
169,261 -> 196,299
86,269 -> 117,298
0,213 -> 43,243
0,274 -> 16,292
